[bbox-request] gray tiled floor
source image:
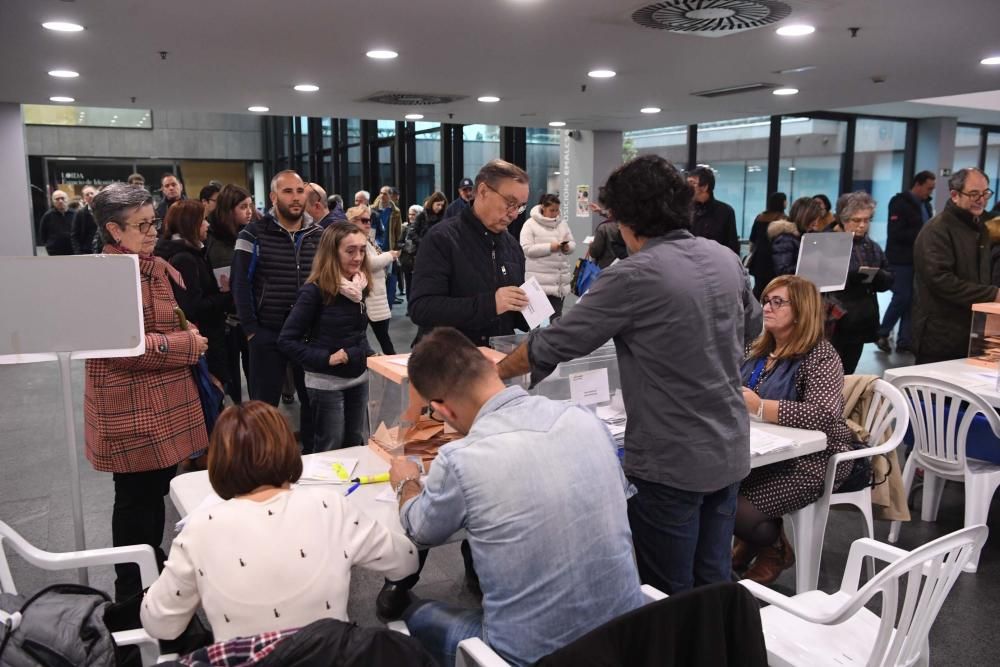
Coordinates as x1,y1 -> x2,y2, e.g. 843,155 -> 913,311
1,295 -> 997,663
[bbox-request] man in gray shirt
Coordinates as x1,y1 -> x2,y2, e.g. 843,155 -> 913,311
498,155 -> 761,594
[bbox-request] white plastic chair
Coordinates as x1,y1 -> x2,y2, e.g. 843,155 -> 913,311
388,584 -> 667,667
0,520 -> 163,665
741,525 -> 987,667
888,376 -> 1000,572
785,378 -> 909,593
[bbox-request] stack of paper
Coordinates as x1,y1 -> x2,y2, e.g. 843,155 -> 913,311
299,456 -> 358,485
750,429 -> 796,457
595,404 -> 627,447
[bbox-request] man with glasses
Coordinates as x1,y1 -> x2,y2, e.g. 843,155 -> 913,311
198,183 -> 221,218
38,189 -> 75,256
913,167 -> 999,364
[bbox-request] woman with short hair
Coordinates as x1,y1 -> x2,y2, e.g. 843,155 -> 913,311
140,401 -> 419,642
348,205 -> 398,354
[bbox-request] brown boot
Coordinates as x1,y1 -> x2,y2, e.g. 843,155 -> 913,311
732,537 -> 759,573
742,531 -> 795,585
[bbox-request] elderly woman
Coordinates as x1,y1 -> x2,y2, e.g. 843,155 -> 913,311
735,275 -> 858,584
141,401 -> 418,642
398,204 -> 423,297
85,183 -> 209,602
347,204 -> 399,354
827,191 -> 893,373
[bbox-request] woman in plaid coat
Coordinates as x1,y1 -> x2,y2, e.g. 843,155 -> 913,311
84,183 -> 209,602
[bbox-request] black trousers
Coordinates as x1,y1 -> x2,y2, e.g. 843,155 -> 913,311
369,319 -> 396,355
248,328 -> 315,453
112,465 -> 177,601
831,338 -> 864,374
225,322 -> 250,403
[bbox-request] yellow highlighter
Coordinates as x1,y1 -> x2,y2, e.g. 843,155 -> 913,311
351,472 -> 391,485
331,462 -> 352,482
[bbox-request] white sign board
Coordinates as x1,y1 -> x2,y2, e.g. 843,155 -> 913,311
795,232 -> 854,293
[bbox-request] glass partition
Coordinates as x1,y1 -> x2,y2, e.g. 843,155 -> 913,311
697,117 -> 771,239
778,116 -> 846,222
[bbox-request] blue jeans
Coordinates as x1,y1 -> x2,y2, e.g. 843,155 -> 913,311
386,262 -> 399,306
626,477 -> 739,594
878,263 -> 914,347
306,381 -> 369,452
404,601 -> 484,667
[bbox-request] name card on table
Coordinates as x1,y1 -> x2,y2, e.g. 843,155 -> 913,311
570,368 -> 610,406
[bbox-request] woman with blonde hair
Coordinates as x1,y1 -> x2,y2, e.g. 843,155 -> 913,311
279,222 -> 374,451
734,275 -> 859,584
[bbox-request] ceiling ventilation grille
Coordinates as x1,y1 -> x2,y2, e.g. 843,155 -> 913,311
362,92 -> 466,106
632,0 -> 792,37
692,82 -> 780,97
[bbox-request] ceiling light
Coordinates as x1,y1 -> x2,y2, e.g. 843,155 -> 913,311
405,113 -> 424,120
50,96 -> 74,103
366,49 -> 398,59
776,24 -> 815,37
982,56 -> 1000,66
788,166 -> 797,171
588,69 -> 616,79
553,171 -> 561,175
774,65 -> 817,74
478,95 -> 501,103
773,88 -> 799,96
640,107 -> 661,114
248,105 -> 270,112
42,21 -> 84,32
549,121 -> 566,127
48,69 -> 79,78
294,84 -> 319,92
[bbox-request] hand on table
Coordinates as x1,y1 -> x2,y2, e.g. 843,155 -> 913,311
742,387 -> 761,416
389,457 -> 421,488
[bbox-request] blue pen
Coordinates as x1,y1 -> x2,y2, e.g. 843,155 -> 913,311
345,481 -> 361,497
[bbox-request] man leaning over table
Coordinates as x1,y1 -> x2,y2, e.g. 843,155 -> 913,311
388,327 -> 644,667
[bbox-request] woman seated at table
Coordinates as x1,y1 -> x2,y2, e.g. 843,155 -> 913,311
140,401 -> 419,642
735,275 -> 858,584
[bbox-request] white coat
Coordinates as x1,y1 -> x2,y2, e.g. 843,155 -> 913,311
366,241 -> 393,322
520,205 -> 577,297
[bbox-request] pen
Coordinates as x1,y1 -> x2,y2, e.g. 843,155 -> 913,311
350,473 -> 391,485
344,482 -> 361,497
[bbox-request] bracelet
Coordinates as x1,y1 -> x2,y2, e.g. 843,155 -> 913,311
755,398 -> 765,421
395,475 -> 421,502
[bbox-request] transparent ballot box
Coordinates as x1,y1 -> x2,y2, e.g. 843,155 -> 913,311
967,302 -> 1000,367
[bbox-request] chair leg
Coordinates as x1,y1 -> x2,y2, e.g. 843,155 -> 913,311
961,476 -> 1000,573
788,502 -> 827,594
921,473 -> 946,523
889,457 -> 917,543
857,493 -> 876,581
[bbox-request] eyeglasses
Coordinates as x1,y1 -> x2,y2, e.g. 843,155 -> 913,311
355,217 -> 372,223
762,295 -> 793,310
957,189 -> 994,201
483,182 -> 527,215
426,401 -> 445,423
119,217 -> 162,234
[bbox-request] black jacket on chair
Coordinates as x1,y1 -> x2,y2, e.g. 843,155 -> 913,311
535,583 -> 768,667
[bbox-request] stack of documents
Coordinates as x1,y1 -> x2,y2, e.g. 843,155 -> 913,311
750,429 -> 796,457
595,404 -> 626,448
299,456 -> 358,485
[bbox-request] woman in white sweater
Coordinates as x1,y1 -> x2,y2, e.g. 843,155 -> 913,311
347,204 -> 398,354
140,401 -> 418,642
520,194 -> 576,320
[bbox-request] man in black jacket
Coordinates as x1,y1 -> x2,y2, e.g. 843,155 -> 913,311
38,189 -> 74,255
156,173 -> 186,220
231,169 -> 322,452
71,185 -> 98,254
409,160 -> 530,346
687,166 -> 740,254
877,170 -> 935,354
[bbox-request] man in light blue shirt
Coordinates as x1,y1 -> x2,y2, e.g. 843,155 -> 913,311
389,327 -> 644,666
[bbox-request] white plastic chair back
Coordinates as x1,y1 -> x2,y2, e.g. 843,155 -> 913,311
890,376 -> 1000,477
863,379 -> 907,452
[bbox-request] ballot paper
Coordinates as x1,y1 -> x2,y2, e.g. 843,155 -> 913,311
583,235 -> 595,244
299,456 -> 358,484
213,266 -> 229,288
749,429 -> 796,457
520,276 -> 556,329
570,367 -> 610,406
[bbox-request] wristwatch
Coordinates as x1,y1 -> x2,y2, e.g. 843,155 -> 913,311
394,475 -> 421,502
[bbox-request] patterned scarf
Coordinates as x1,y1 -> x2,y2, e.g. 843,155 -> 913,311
339,271 -> 368,303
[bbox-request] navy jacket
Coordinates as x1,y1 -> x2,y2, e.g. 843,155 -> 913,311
885,191 -> 927,265
278,283 -> 372,378
231,213 -> 323,337
409,206 -> 527,346
443,197 -> 470,219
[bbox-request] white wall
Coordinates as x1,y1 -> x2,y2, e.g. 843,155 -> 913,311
0,104 -> 36,256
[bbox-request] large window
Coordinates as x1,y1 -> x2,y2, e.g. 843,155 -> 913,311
462,124 -> 500,178
23,104 -> 152,129
987,132 -> 1000,199
624,125 -> 687,166
414,123 -> 441,203
778,116 -> 846,222
697,117 -> 771,239
526,128 -> 560,201
954,126 -> 983,173
853,118 -> 907,244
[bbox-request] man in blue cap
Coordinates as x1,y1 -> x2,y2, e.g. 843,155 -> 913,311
444,177 -> 475,218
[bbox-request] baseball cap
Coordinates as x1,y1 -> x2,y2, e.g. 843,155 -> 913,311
458,178 -> 474,190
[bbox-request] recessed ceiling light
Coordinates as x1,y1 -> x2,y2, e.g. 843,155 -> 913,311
982,56 -> 1000,66
773,87 -> 799,96
640,107 -> 661,114
366,49 -> 398,60
553,171 -> 561,175
405,113 -> 424,120
49,96 -> 74,103
776,24 -> 815,37
478,95 -> 501,103
48,69 -> 79,78
788,166 -> 797,171
248,105 -> 270,113
42,21 -> 84,32
549,121 -> 566,127
294,84 -> 319,92
588,69 -> 616,79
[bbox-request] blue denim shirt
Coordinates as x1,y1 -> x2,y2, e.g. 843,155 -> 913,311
400,386 -> 645,666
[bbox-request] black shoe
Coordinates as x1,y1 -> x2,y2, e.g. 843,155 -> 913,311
376,582 -> 412,621
392,299 -> 403,305
875,336 -> 892,354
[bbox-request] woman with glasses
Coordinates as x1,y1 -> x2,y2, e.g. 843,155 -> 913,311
735,275 -> 859,584
520,193 -> 576,320
85,183 -> 209,603
826,191 -> 893,373
346,204 -> 398,354
279,223 -> 374,451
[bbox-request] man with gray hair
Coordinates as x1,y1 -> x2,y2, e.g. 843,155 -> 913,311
71,184 -> 99,254
231,169 -> 321,452
913,167 -> 999,364
38,189 -> 75,255
354,189 -> 370,206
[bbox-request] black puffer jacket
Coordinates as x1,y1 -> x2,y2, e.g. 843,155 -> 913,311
154,236 -> 231,383
278,283 -> 372,378
409,206 -> 527,346
231,212 -> 323,337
